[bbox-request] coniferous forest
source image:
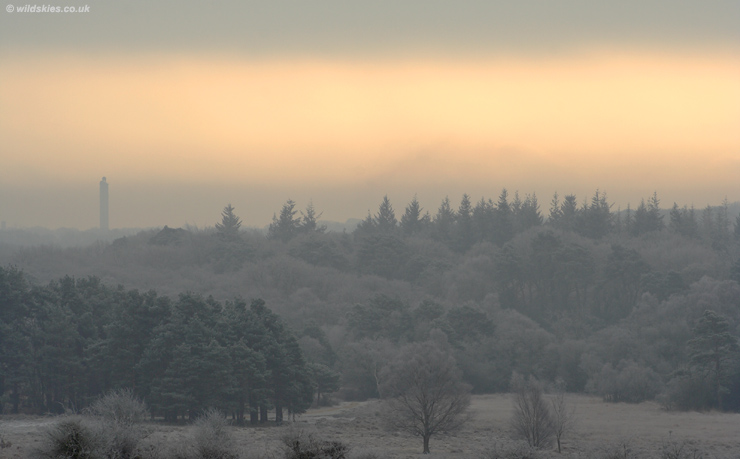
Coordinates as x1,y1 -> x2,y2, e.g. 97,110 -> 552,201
1,190 -> 740,420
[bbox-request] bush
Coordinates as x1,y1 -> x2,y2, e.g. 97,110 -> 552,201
85,388 -> 149,426
281,428 -> 349,459
590,361 -> 662,403
509,374 -> 554,449
663,372 -> 716,411
37,390 -> 152,459
87,389 -> 150,459
660,436 -> 706,459
38,417 -> 97,459
191,409 -> 239,459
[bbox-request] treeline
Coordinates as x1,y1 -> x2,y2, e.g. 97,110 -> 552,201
0,267 -> 339,421
270,190 -> 738,249
2,190 -> 740,414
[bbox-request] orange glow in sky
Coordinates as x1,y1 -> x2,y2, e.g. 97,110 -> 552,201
1,49 -> 738,226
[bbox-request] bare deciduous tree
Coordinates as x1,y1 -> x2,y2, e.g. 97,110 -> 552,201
380,340 -> 471,454
550,383 -> 576,453
510,374 -> 554,449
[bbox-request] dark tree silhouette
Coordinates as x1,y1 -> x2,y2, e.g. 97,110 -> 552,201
688,310 -> 740,409
215,204 -> 242,241
375,195 -> 398,234
432,196 -> 455,244
300,201 -> 326,234
269,200 -> 302,242
401,195 -> 429,237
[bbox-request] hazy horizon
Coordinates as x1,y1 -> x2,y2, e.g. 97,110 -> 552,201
2,1 -> 738,229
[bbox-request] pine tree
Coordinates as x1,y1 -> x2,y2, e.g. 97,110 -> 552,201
548,192 -> 562,226
669,203 -> 699,238
454,194 -> 474,252
215,204 -> 242,241
559,194 -> 579,233
300,201 -> 326,234
517,193 -> 543,231
582,190 -> 612,239
472,197 -> 495,243
374,195 -> 398,234
669,203 -> 682,233
688,310 -> 740,410
647,192 -> 664,231
400,195 -> 429,237
623,203 -> 634,235
432,197 -> 455,245
492,189 -> 513,245
355,211 -> 377,238
268,200 -> 302,242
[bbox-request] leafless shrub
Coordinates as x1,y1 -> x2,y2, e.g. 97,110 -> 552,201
192,408 -> 239,459
85,388 -> 149,427
660,436 -> 706,459
509,374 -> 554,449
37,417 -> 97,459
86,389 -> 150,459
549,384 -> 575,454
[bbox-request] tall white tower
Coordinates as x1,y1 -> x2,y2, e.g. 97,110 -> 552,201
100,177 -> 109,230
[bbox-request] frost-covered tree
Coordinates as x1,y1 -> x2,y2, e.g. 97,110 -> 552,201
380,340 -> 470,454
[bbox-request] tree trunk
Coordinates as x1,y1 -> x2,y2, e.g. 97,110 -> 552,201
12,382 -> 20,414
715,355 -> 722,409
275,403 -> 283,425
423,434 -> 430,454
237,399 -> 244,424
249,392 -> 258,424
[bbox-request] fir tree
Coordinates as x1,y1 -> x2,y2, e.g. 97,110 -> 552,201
374,195 -> 398,234
400,195 -> 429,237
300,201 -> 326,234
215,204 -> 242,241
688,310 -> 740,410
268,200 -> 302,242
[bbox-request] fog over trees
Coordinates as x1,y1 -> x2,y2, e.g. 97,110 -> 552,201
1,190 -> 739,426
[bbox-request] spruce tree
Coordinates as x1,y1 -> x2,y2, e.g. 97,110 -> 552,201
215,204 -> 242,241
492,189 -> 513,245
401,195 -> 429,237
688,310 -> 740,410
300,201 -> 326,234
374,195 -> 398,234
454,194 -> 474,252
268,200 -> 302,242
432,197 -> 455,245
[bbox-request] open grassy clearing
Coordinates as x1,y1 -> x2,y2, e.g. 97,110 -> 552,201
1,394 -> 738,458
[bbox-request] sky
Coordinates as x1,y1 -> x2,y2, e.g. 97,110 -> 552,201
1,1 -> 739,229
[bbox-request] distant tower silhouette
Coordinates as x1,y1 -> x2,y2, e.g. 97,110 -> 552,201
100,177 -> 109,230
